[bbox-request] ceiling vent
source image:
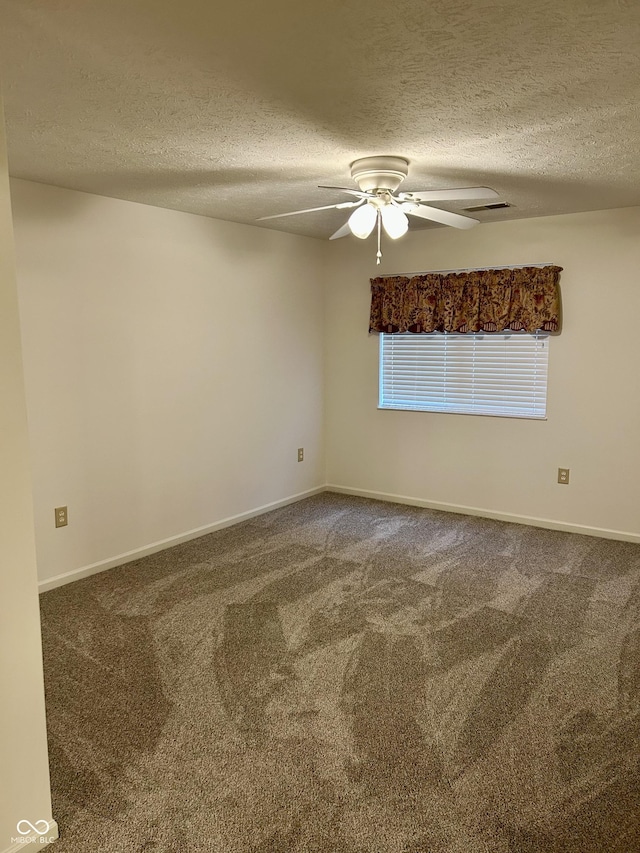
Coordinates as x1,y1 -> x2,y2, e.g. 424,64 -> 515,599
463,202 -> 511,212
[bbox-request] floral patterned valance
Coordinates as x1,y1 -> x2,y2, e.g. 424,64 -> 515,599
369,265 -> 562,334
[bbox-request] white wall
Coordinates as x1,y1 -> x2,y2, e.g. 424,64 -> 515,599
325,207 -> 640,539
11,180 -> 326,587
0,110 -> 54,847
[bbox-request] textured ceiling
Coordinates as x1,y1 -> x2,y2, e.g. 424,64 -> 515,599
1,0 -> 639,239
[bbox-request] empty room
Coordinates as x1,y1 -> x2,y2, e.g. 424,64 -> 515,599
1,1 -> 639,851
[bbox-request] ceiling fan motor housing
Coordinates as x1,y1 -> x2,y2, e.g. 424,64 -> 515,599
350,156 -> 409,192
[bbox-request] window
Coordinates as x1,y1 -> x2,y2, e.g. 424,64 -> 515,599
379,331 -> 549,419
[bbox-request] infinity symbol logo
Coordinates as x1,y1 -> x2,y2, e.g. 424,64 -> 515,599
16,819 -> 50,835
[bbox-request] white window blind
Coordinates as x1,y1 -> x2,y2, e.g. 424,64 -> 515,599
379,331 -> 549,419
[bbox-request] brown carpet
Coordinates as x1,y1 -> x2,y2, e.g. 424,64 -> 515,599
39,492 -> 640,852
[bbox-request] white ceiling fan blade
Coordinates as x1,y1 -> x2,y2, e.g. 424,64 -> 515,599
257,200 -> 359,221
398,187 -> 499,202
256,201 -> 362,222
329,221 -> 352,240
318,185 -> 370,199
404,203 -> 479,229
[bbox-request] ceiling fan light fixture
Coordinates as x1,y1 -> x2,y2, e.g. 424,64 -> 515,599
380,204 -> 409,239
348,202 -> 377,239
257,157 -> 497,262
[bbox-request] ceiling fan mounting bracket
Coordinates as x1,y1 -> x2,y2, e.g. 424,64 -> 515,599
350,156 -> 409,193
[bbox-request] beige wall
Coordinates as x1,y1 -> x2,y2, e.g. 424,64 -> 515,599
11,179 -> 640,598
11,179 -> 326,587
0,114 -> 54,845
325,206 -> 640,539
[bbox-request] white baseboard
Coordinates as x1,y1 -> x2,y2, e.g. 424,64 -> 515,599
326,484 -> 640,544
3,819 -> 58,852
38,487 -> 325,593
38,482 -> 640,593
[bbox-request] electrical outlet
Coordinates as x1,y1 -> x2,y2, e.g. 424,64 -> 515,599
55,506 -> 68,527
297,448 -> 304,462
557,468 -> 570,485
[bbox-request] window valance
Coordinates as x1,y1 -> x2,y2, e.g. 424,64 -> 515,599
369,265 -> 562,334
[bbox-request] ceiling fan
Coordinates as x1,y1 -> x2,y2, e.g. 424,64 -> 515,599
258,156 -> 500,263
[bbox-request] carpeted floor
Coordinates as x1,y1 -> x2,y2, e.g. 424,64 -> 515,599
39,492 -> 640,852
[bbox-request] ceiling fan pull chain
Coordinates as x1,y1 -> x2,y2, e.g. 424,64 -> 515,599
376,211 -> 382,264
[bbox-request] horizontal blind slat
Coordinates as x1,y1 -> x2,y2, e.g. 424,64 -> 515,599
380,331 -> 549,419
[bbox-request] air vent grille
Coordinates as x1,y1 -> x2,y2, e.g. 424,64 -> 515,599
464,202 -> 511,212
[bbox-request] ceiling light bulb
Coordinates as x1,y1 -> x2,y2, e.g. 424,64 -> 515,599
348,203 -> 377,239
380,204 -> 409,239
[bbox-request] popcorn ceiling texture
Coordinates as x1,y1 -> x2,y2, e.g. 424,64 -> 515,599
1,0 -> 639,238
